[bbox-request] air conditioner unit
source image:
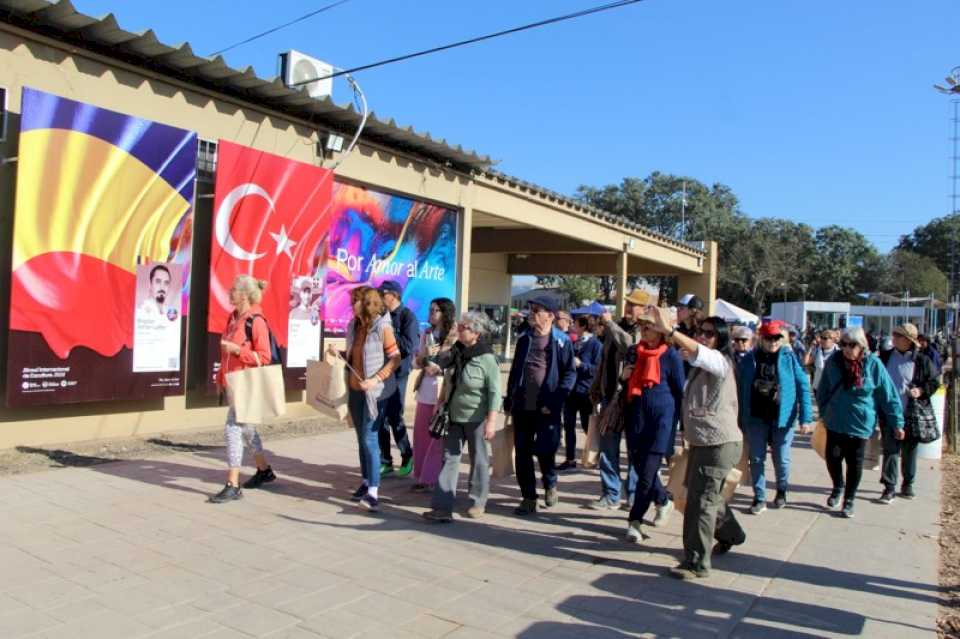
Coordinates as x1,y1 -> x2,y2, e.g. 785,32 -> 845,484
279,50 -> 333,100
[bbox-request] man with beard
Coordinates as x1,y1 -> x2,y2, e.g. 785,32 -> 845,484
138,265 -> 172,317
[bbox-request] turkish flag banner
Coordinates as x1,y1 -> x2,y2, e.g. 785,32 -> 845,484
207,140 -> 333,390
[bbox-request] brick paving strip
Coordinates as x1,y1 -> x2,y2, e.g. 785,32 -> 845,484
0,425 -> 941,638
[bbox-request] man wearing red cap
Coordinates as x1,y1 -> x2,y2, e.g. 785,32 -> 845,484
736,320 -> 814,514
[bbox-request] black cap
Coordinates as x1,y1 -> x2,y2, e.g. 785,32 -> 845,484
377,280 -> 403,298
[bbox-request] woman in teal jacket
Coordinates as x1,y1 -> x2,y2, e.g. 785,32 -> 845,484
817,327 -> 904,518
738,321 -> 814,514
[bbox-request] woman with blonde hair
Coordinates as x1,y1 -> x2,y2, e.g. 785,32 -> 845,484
209,275 -> 277,503
329,285 -> 401,512
817,327 -> 903,518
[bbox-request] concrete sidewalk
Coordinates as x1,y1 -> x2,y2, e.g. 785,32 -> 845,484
0,426 -> 941,638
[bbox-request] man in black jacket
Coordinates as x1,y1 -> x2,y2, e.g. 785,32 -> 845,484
377,280 -> 419,477
878,323 -> 939,502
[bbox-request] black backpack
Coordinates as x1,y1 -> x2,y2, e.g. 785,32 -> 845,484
244,314 -> 283,365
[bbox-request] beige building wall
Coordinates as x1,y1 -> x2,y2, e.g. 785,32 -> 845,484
0,24 -> 715,450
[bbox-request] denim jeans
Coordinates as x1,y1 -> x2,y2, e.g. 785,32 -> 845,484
379,373 -> 413,466
349,390 -> 386,488
513,409 -> 562,500
745,420 -> 795,501
598,427 -> 639,502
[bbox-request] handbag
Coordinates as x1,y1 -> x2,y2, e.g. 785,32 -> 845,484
306,354 -> 348,420
597,390 -> 625,435
581,412 -> 602,468
906,397 -> 940,444
429,368 -> 457,440
225,352 -> 286,424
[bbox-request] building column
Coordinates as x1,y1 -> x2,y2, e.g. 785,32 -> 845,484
616,249 -> 629,317
677,240 -> 718,315
457,190 -> 474,313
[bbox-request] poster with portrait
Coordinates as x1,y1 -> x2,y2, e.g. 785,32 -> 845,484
286,274 -> 322,368
133,263 -> 184,373
5,87 -> 196,406
324,183 -> 459,335
206,141 -> 333,392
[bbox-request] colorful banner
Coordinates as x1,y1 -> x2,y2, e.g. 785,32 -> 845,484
206,141 -> 333,390
6,87 -> 196,407
324,183 -> 458,334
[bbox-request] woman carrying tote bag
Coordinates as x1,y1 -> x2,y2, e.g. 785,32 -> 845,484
209,275 -> 278,504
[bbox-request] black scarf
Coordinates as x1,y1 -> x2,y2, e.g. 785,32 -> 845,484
451,341 -> 494,385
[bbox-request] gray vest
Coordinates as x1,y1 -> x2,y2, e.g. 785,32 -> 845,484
682,355 -> 742,447
345,314 -> 396,420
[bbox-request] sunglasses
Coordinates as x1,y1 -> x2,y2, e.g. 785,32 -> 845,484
762,335 -> 783,342
840,341 -> 859,349
733,338 -> 750,343
696,329 -> 717,338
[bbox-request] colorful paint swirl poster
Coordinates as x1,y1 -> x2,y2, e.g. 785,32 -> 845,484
6,87 -> 196,406
324,183 -> 458,335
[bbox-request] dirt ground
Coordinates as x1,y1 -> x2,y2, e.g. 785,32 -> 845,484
941,452 -> 960,638
0,414 -> 348,476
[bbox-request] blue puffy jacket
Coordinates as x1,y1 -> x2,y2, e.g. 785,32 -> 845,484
816,353 -> 904,439
505,327 -> 577,418
738,347 -> 813,430
572,333 -> 603,395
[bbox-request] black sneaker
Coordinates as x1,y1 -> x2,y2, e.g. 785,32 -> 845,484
842,500 -> 855,518
901,484 -> 916,499
514,498 -> 538,516
772,491 -> 787,509
826,489 -> 842,509
242,467 -> 276,489
557,460 -> 577,471
209,483 -> 242,503
878,488 -> 895,505
359,494 -> 379,512
669,562 -> 709,579
712,541 -> 733,556
350,485 -> 368,502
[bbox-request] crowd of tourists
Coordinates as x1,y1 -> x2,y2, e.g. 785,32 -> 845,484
210,274 -> 940,580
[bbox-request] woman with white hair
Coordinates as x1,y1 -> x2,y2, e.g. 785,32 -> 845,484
422,312 -> 502,522
816,327 -> 903,518
209,275 -> 277,503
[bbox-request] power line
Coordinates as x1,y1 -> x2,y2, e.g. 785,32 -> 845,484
209,0 -> 354,57
291,0 -> 645,86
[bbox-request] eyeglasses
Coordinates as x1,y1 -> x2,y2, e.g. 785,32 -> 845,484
819,336 -> 834,341
696,329 -> 717,338
840,341 -> 859,349
733,338 -> 750,343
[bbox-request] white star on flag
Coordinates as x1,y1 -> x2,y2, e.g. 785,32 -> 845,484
269,225 -> 297,259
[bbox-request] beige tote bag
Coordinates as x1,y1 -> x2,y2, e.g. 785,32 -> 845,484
226,353 -> 286,424
580,413 -> 602,468
491,414 -> 515,479
306,354 -> 348,420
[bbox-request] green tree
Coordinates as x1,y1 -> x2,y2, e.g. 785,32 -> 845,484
808,226 -> 878,302
897,213 -> 960,290
534,275 -> 599,307
885,250 -> 948,300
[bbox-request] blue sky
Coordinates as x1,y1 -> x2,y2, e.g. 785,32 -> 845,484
73,0 -> 960,252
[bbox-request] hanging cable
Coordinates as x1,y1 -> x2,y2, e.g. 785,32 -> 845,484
291,0 -> 645,86
209,0 -> 354,57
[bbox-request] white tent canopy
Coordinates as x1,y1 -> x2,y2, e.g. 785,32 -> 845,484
715,298 -> 759,325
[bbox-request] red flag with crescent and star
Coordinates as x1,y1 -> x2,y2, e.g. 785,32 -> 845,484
208,140 -> 333,350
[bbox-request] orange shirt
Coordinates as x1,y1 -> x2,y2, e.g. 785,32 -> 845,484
347,320 -> 400,391
217,304 -> 272,388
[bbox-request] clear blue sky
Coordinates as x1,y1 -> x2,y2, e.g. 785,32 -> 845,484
73,0 -> 960,252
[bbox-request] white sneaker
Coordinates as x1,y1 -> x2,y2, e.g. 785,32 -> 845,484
625,520 -> 643,544
653,499 -> 674,527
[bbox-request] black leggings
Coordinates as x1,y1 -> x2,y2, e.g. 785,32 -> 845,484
825,429 -> 867,502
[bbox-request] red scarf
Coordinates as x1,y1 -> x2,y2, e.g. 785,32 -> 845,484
842,356 -> 865,390
627,343 -> 668,398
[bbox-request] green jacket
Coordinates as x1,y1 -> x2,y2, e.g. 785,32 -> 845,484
448,353 -> 501,424
816,353 -> 904,439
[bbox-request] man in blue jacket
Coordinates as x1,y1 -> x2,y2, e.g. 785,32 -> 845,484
558,314 -> 603,471
377,280 -> 419,477
505,296 -> 577,515
738,320 -> 814,514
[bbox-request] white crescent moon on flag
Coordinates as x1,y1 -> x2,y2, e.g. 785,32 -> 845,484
215,183 -> 272,261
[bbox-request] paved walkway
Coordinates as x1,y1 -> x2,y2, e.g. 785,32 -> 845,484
0,425 -> 941,638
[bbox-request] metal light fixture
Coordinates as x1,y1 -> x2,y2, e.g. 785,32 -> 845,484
325,133 -> 345,152
934,67 -> 960,94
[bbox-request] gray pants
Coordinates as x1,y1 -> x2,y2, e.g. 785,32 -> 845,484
431,422 -> 490,513
682,440 -> 745,571
224,407 -> 263,469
